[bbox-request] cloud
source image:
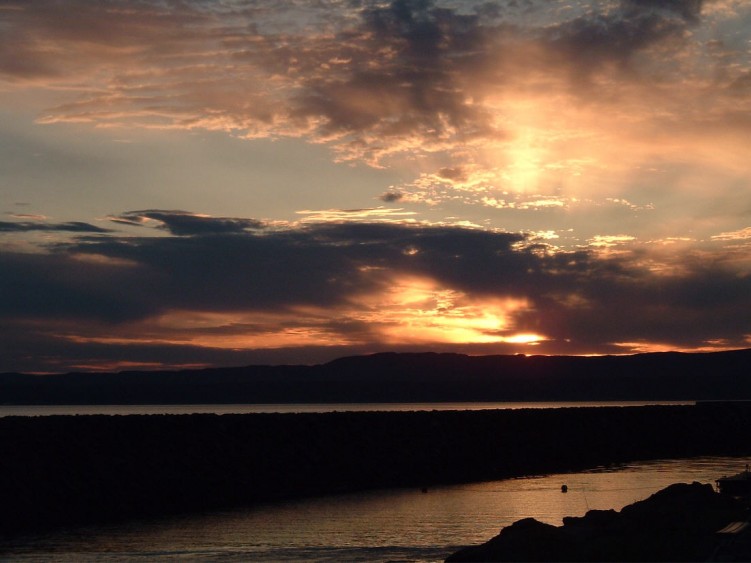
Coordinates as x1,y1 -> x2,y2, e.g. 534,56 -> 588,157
542,0 -> 701,79
2,1 -> 751,371
3,0 -> 750,208
109,210 -> 264,236
380,191 -> 404,203
0,221 -> 111,233
296,207 -> 416,222
626,0 -> 704,23
2,215 -> 751,371
284,0 -> 502,158
588,234 -> 637,248
0,1 -> 723,143
8,213 -> 47,220
0,249 -> 157,323
711,227 -> 751,241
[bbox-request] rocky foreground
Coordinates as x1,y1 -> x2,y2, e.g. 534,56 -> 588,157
447,482 -> 750,562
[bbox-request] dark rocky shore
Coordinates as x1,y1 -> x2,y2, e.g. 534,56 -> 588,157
1,402 -> 750,536
447,482 -> 751,562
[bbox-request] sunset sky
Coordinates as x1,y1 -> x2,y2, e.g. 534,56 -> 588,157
2,0 -> 751,373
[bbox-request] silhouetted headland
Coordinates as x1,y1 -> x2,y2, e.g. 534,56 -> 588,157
1,402 -> 751,536
2,348 -> 751,404
446,482 -> 751,561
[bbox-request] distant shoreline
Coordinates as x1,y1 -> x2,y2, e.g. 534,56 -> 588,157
0,399 -> 697,417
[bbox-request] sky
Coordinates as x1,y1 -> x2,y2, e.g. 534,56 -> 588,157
1,0 -> 751,373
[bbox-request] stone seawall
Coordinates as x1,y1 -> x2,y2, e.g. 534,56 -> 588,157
1,403 -> 749,535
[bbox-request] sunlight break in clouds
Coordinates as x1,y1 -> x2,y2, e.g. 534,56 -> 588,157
56,276 -> 543,354
1,217 -> 750,372
349,275 -> 541,346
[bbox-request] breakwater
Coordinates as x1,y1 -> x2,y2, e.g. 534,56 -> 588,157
1,403 -> 749,535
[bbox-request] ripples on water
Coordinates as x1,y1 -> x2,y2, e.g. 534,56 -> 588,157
1,456 -> 746,562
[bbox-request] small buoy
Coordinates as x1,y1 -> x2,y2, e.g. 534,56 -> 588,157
561,484 -> 568,493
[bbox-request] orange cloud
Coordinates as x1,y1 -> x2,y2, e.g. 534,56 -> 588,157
347,275 -> 538,346
48,272 -> 541,355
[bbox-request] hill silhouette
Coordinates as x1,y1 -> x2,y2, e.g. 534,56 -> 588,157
2,348 -> 750,404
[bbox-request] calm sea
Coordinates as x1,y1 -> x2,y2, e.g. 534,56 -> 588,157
0,400 -> 693,417
0,456 -> 744,562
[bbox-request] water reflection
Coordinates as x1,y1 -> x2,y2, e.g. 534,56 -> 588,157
1,456 -> 747,562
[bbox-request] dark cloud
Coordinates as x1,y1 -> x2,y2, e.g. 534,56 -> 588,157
35,222 -> 525,316
544,0 -> 702,76
2,217 -> 751,372
110,210 -> 264,236
437,167 -> 468,181
286,0 -> 499,156
380,191 -> 404,202
0,221 -> 111,233
625,0 -> 704,23
0,222 -> 523,325
0,250 -> 157,323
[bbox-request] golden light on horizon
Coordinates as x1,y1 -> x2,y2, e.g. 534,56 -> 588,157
613,341 -> 743,354
352,275 -> 534,345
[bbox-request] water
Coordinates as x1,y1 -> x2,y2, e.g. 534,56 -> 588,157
1,456 -> 744,562
0,400 -> 693,417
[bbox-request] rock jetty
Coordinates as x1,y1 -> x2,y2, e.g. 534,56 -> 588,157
1,403 -> 750,536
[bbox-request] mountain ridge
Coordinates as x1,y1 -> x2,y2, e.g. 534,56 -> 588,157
2,348 -> 750,404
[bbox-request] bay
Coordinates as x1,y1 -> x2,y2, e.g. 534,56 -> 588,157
1,456 -> 745,562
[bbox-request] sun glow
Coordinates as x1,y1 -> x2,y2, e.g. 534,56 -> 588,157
351,275 -> 537,345
501,333 -> 545,344
56,285 -> 545,354
503,134 -> 545,193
